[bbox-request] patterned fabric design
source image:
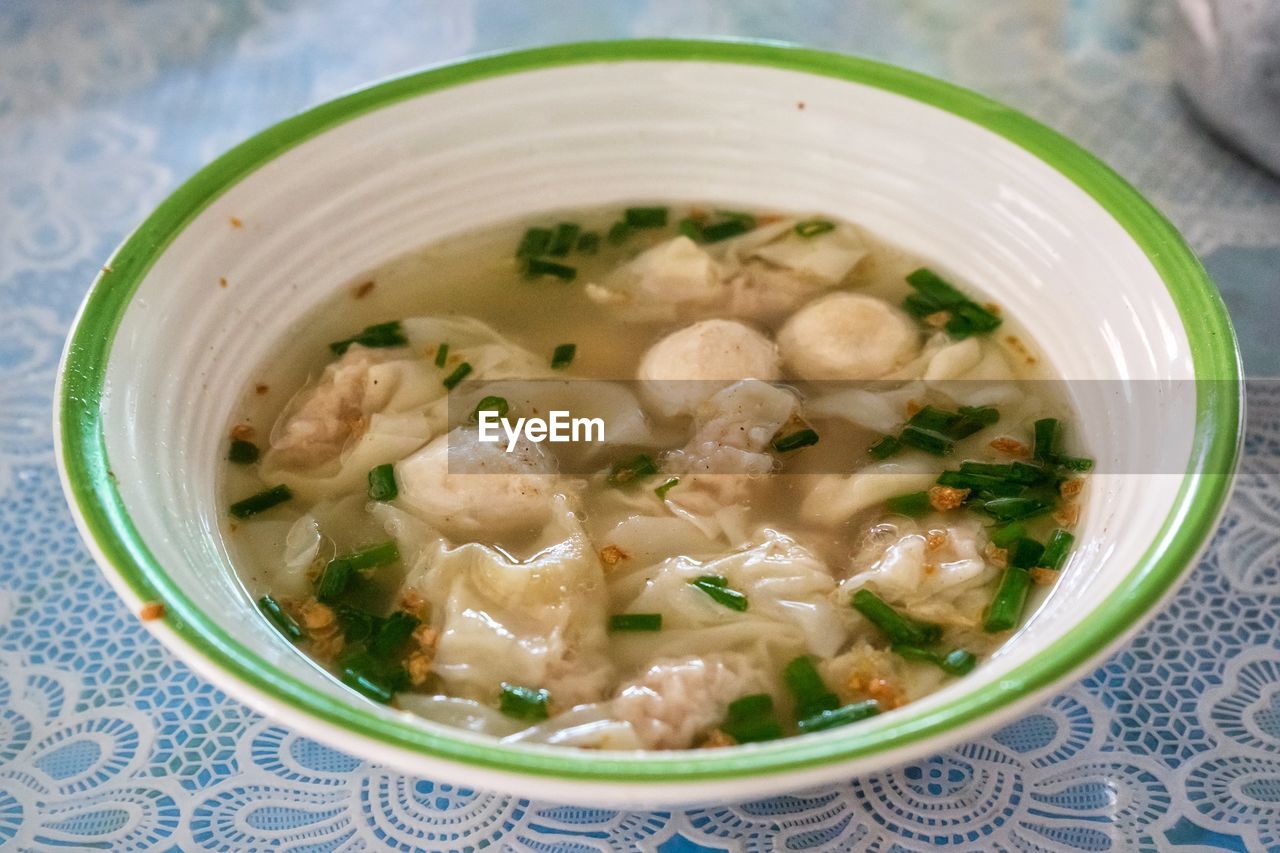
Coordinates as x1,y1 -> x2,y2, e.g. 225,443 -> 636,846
1,1 -> 1277,849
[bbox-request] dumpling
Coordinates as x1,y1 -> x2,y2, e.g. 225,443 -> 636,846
637,319 -> 781,418
778,292 -> 921,380
393,495 -> 613,709
586,236 -> 726,321
611,653 -> 768,749
801,457 -> 940,526
395,426 -> 557,540
743,221 -> 867,287
840,520 -> 999,628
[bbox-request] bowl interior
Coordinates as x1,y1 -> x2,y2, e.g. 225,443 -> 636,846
59,43 -> 1238,804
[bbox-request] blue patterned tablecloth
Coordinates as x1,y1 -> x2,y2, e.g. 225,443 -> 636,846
3,2 -> 1279,850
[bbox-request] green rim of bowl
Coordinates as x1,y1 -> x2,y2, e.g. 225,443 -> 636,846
57,39 -> 1242,782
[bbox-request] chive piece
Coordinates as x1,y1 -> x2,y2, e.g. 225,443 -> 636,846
700,219 -> 751,243
984,566 -> 1033,632
499,683 -> 550,721
941,648 -> 978,676
441,362 -> 472,390
575,231 -> 600,255
885,491 -> 932,517
795,219 -> 836,238
936,470 -> 1021,497
335,604 -> 377,642
990,521 -> 1027,549
550,343 -> 576,370
714,209 -> 757,224
958,405 -> 1000,426
340,652 -> 405,703
1040,529 -> 1075,570
434,343 -> 449,368
258,595 -> 304,641
772,428 -> 819,453
677,217 -> 705,241
606,221 -> 631,244
524,258 -> 577,281
229,484 -> 292,518
367,463 -> 398,501
851,589 -> 941,645
548,222 -> 581,257
228,438 -> 260,465
797,700 -> 880,734
330,321 -> 408,355
1033,418 -> 1060,461
332,541 -> 400,575
315,559 -> 352,604
783,656 -> 839,717
516,227 -> 553,258
1009,460 -> 1050,484
609,613 -> 663,632
606,453 -> 658,488
1008,537 -> 1046,570
889,644 -> 939,666
369,610 -> 420,659
471,395 -> 509,423
1058,455 -> 1094,472
722,693 -> 783,743
690,575 -> 749,612
868,435 -> 902,459
908,404 -> 995,441
899,425 -> 953,456
903,268 -> 1002,339
981,496 -> 1053,521
655,477 -> 680,499
624,206 -> 668,228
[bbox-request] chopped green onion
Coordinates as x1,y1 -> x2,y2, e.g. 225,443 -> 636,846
700,218 -> 752,243
550,343 -> 576,370
772,428 -> 819,453
369,610 -> 420,659
229,484 -> 292,518
984,567 -> 1033,632
228,438 -> 260,465
990,521 -> 1027,549
797,700 -> 880,733
516,227 -> 553,258
441,362 -> 472,390
333,541 -> 400,574
690,575 -> 749,612
576,231 -> 600,255
655,477 -> 680,499
315,559 -> 352,604
624,206 -> 669,228
783,656 -> 839,717
715,209 -> 757,223
899,425 -> 953,455
868,435 -> 902,459
609,613 -> 663,632
851,589 -> 942,645
330,321 -> 408,355
958,405 -> 1000,426
499,682 -> 550,720
1033,418 -> 1060,461
524,257 -> 577,281
981,496 -> 1053,521
340,651 -> 406,703
319,541 -> 401,600
677,217 -> 705,241
1040,529 -> 1075,570
258,595 -> 304,641
1008,537 -> 1046,570
722,693 -> 783,743
606,221 -> 631,244
434,343 -> 449,368
908,404 -> 996,440
335,604 -> 377,642
1010,460 -> 1050,484
367,463 -> 398,501
1058,455 -> 1094,472
903,268 -> 1002,339
548,222 -> 581,257
884,491 -> 932,517
895,645 -> 978,676
470,395 -> 509,423
936,470 -> 1022,497
795,219 -> 836,238
606,453 -> 658,488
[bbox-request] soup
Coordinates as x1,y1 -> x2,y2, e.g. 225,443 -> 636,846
221,206 -> 1090,750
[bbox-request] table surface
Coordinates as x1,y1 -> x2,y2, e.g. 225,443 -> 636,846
3,1 -> 1279,850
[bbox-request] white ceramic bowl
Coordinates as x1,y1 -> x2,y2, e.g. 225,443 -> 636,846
55,40 -> 1242,808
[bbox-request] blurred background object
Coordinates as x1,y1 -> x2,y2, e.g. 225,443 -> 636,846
1174,0 -> 1280,176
